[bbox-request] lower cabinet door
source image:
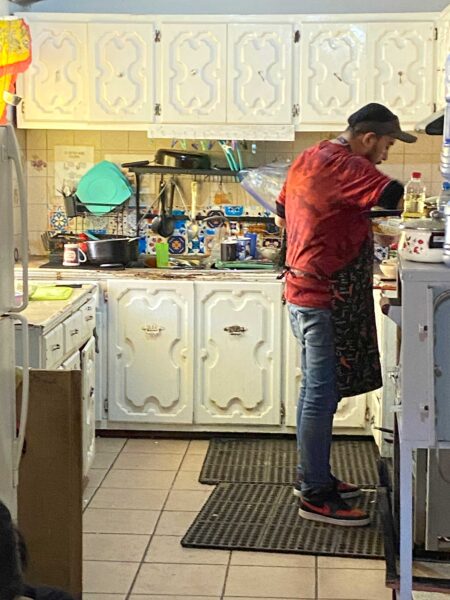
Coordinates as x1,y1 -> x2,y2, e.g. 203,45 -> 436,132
107,280 -> 194,424
81,336 -> 96,477
195,281 -> 282,425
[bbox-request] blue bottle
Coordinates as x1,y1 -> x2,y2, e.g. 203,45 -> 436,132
441,54 -> 450,179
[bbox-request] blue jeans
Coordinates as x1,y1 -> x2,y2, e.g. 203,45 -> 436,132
288,303 -> 340,499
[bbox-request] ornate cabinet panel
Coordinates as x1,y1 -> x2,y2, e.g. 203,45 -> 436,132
107,280 -> 194,424
299,22 -> 367,125
20,20 -> 87,123
436,14 -> 450,108
227,23 -> 294,124
81,336 -> 96,477
160,23 -> 227,123
367,22 -> 435,126
195,282 -> 282,425
88,22 -> 155,123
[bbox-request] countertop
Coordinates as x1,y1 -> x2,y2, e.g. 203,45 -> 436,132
400,256 -> 450,283
17,283 -> 96,330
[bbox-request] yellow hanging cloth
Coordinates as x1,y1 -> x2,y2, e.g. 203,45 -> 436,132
0,17 -> 31,124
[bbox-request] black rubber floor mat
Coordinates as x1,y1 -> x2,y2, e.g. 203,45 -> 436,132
199,437 -> 379,487
182,482 -> 384,558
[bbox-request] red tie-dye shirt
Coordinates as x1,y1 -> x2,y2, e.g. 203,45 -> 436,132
277,140 -> 391,308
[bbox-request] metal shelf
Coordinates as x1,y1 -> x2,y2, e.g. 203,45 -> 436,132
128,165 -> 241,179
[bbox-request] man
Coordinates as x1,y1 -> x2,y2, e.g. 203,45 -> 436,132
276,103 -> 416,526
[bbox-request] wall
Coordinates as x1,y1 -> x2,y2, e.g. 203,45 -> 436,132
25,129 -> 443,256
15,0 -> 450,14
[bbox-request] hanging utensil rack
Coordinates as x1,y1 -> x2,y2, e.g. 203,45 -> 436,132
127,165 -> 242,235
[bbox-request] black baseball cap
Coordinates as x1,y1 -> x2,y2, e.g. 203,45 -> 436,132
347,103 -> 417,143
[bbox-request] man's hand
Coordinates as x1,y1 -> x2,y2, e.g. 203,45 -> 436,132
275,216 -> 286,228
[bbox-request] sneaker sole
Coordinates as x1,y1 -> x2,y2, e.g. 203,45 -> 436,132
298,507 -> 370,527
293,488 -> 362,500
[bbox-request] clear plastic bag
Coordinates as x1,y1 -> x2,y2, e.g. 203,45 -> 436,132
239,161 -> 290,214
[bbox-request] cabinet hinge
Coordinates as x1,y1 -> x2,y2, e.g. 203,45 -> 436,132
103,290 -> 108,303
434,27 -> 438,41
103,398 -> 109,414
292,104 -> 300,118
21,99 -> 25,115
434,102 -> 437,112
155,29 -> 161,42
280,403 -> 286,421
155,103 -> 161,117
294,30 -> 300,43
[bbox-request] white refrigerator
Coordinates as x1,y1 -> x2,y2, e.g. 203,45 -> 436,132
0,123 -> 29,519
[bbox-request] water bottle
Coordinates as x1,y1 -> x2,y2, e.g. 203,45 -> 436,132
402,171 -> 426,219
438,181 -> 450,216
443,202 -> 450,266
440,53 -> 450,178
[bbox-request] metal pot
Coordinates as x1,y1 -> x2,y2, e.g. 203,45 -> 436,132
155,149 -> 211,170
398,218 -> 445,263
86,235 -> 139,266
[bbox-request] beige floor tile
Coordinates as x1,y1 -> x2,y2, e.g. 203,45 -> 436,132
113,452 -> 182,471
230,550 -> 315,568
123,439 -> 189,454
83,533 -> 150,562
154,510 -> 197,536
225,565 -> 315,598
172,470 -> 213,491
223,598 -> 302,600
90,488 -> 168,510
144,534 -> 229,564
83,595 -> 126,600
132,563 -> 227,596
101,469 -> 176,489
187,439 -> 210,454
86,469 -> 107,488
83,508 -> 159,535
91,453 -> 117,470
95,438 -> 127,453
130,596 -> 218,600
83,560 -> 139,594
179,453 -> 205,471
164,489 -> 212,511
318,567 -> 391,599
318,556 -> 385,570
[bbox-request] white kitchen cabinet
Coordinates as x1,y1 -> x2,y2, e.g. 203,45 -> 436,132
107,280 -> 194,424
20,20 -> 88,124
284,303 -> 369,432
160,22 -> 227,124
81,336 -> 96,477
227,24 -> 294,124
299,22 -> 367,127
436,6 -> 450,108
367,22 -> 435,126
195,281 -> 282,426
59,349 -> 81,371
88,22 -> 155,123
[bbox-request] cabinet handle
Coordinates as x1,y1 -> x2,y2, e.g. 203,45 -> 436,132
85,315 -> 94,321
51,343 -> 61,351
89,386 -> 95,398
142,324 -> 165,337
70,328 -> 79,336
224,325 -> 247,336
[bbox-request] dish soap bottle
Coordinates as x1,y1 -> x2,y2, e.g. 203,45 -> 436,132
402,171 -> 426,219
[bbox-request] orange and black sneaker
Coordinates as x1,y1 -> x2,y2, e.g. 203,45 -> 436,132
298,491 -> 370,527
293,478 -> 361,500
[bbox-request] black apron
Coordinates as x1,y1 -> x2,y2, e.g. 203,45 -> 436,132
330,237 -> 382,397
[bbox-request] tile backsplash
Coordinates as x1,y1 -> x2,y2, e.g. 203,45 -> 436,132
24,129 -> 443,256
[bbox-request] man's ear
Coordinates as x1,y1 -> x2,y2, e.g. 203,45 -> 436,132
361,132 -> 378,147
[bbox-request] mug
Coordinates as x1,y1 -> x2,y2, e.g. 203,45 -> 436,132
236,237 -> 251,261
220,240 -> 237,261
63,243 -> 87,267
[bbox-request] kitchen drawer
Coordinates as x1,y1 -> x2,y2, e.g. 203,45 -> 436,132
59,350 -> 81,371
80,298 -> 96,340
63,311 -> 84,355
43,324 -> 64,368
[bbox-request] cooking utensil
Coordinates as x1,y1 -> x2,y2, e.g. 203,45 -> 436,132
158,178 -> 175,238
365,209 -> 403,218
187,181 -> 200,241
398,218 -> 445,263
86,235 -> 139,266
155,149 -> 211,170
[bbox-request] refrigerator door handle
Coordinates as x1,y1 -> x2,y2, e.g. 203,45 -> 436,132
8,313 -> 29,486
6,125 -> 28,312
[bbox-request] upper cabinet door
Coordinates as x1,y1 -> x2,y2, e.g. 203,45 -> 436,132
21,21 -> 87,122
436,15 -> 450,109
161,23 -> 227,123
88,22 -> 155,123
299,23 -> 367,125
227,24 -> 294,124
367,23 -> 435,125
